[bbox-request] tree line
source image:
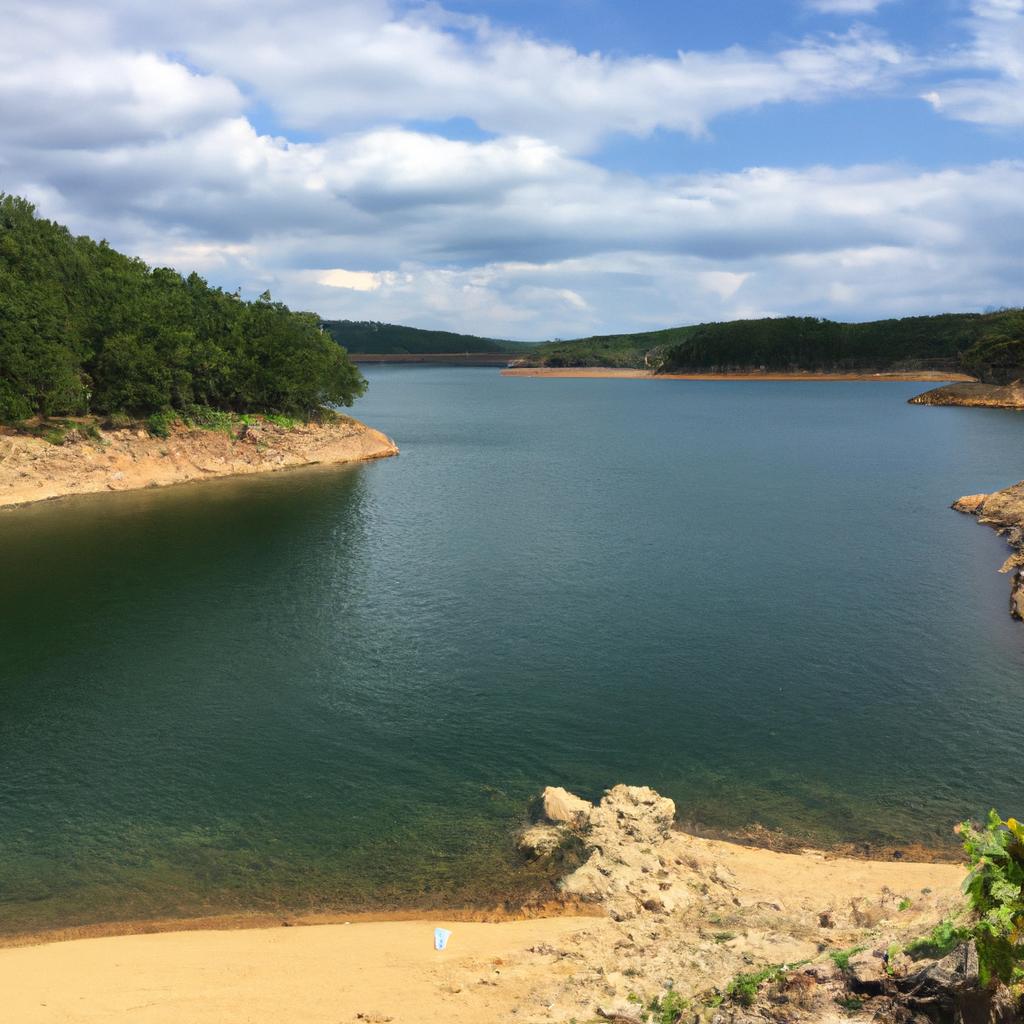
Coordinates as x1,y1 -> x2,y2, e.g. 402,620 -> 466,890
0,194 -> 366,422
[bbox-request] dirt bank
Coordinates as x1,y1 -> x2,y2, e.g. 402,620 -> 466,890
0,416 -> 398,509
504,368 -> 975,382
909,381 -> 1024,408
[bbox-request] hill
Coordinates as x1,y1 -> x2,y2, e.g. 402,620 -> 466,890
0,194 -> 366,422
321,320 -> 533,356
522,312 -> 1024,380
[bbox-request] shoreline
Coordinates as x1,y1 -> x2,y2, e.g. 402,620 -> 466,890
0,786 -> 970,1023
910,380 -> 1024,409
0,415 -> 399,510
954,482 -> 1024,619
502,367 -> 975,382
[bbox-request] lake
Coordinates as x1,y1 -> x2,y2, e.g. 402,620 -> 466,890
1,367 -> 1023,934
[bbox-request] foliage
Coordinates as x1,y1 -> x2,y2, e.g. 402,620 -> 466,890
321,319 -> 530,356
903,918 -> 972,961
524,310 -> 1024,379
146,410 -> 174,439
726,964 -> 788,1006
645,990 -> 689,1023
829,945 -> 865,971
958,811 -> 1024,985
0,195 -> 367,420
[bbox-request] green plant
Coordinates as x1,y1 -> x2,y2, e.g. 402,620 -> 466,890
829,945 -> 865,971
146,410 -> 175,438
959,811 -> 1024,985
898,899 -> 912,912
105,411 -> 132,429
712,931 -> 735,944
904,918 -> 971,961
837,996 -> 865,1013
725,964 -> 787,1007
263,412 -> 298,429
181,404 -> 236,434
646,990 -> 689,1024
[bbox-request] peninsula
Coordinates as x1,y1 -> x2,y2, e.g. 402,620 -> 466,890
0,195 -> 395,507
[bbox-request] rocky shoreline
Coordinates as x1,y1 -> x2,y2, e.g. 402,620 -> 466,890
953,484 -> 1024,620
909,381 -> 1024,409
0,415 -> 399,509
4,784 -> 1010,1024
514,786 -> 1013,1023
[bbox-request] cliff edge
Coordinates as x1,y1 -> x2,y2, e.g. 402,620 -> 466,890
953,483 -> 1024,620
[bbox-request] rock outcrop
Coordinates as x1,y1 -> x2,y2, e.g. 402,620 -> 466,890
909,381 -> 1024,409
514,785 -> 983,1023
0,416 -> 398,509
953,483 -> 1024,620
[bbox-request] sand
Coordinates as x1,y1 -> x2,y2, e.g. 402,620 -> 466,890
0,832 -> 966,1024
502,367 -> 975,382
0,917 -> 604,1024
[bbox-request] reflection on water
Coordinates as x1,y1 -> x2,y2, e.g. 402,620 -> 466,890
2,368 -> 1023,934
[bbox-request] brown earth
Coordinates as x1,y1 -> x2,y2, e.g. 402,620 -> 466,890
0,416 -> 398,509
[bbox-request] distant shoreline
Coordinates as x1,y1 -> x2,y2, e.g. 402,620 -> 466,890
502,367 -> 976,382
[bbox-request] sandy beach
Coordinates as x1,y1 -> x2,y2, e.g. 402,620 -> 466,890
502,367 -> 976,381
1,792 -> 968,1024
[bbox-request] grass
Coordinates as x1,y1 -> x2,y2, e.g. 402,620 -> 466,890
725,964 -> 788,1007
829,945 -> 865,971
903,918 -> 971,961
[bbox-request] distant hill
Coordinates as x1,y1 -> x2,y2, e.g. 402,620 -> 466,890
521,311 -> 1024,380
321,320 -> 533,356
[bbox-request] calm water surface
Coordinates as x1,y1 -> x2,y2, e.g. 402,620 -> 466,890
2,368 -> 1023,932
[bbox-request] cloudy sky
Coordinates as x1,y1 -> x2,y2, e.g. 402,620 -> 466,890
3,0 -> 1023,338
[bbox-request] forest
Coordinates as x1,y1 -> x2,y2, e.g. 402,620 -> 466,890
0,194 -> 366,422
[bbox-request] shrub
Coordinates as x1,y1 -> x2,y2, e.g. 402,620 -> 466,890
146,410 -> 175,438
958,812 -> 1024,985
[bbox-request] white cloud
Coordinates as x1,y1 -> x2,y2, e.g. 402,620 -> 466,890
699,272 -> 750,299
1,1 -> 910,154
920,0 -> 1024,126
2,0 -> 1022,340
317,269 -> 382,291
806,0 -> 894,13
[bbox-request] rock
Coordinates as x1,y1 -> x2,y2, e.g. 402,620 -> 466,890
593,785 -> 676,844
952,479 -> 1024,622
542,786 -> 593,826
953,493 -> 989,514
518,825 -> 563,858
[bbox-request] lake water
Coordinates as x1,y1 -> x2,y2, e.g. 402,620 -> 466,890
2,367 -> 1023,934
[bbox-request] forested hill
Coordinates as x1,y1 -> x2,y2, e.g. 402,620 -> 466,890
525,311 -> 1024,380
321,319 -> 531,355
0,194 -> 366,421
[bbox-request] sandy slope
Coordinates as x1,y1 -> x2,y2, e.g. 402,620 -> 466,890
1,918 -> 606,1024
0,417 -> 398,509
0,798 -> 965,1024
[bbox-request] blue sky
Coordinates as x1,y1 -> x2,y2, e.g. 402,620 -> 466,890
3,0 -> 1023,337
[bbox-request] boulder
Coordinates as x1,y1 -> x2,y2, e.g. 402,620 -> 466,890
542,786 -> 593,826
